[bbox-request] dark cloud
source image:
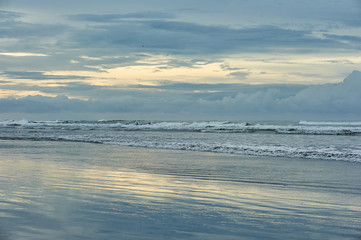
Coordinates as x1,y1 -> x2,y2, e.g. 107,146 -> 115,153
0,53 -> 98,72
0,8 -> 360,74
68,11 -> 176,22
1,71 -> 89,80
227,71 -> 250,80
323,33 -> 361,47
0,10 -> 22,19
0,95 -> 90,113
155,58 -> 218,70
0,19 -> 65,39
220,63 -> 247,71
66,20 -> 351,58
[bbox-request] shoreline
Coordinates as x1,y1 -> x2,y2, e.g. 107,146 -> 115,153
1,137 -> 360,164
1,140 -> 361,239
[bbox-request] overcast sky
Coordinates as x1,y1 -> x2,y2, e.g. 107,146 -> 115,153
0,0 -> 361,120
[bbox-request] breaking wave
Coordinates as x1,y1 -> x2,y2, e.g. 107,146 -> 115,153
1,119 -> 361,135
1,119 -> 360,162
1,134 -> 360,163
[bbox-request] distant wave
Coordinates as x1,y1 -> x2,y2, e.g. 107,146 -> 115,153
1,119 -> 361,135
299,121 -> 361,126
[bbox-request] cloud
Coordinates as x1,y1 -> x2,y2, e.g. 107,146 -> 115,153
228,71 -> 249,80
281,70 -> 361,114
66,20 -> 356,59
1,6 -> 360,75
0,95 -> 89,113
1,71 -> 360,120
289,72 -> 324,78
0,18 -> 66,39
0,15 -> 74,72
220,63 -> 247,71
0,52 -> 48,57
80,56 -> 103,61
1,71 -> 89,80
322,33 -> 361,48
68,11 -> 176,22
1,0 -> 360,111
0,10 -> 22,19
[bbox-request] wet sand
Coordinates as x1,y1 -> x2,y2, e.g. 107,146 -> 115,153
0,140 -> 361,239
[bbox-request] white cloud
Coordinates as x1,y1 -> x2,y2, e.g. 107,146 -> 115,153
0,52 -> 48,57
80,56 -> 103,61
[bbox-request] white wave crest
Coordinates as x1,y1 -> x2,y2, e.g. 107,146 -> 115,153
299,121 -> 361,126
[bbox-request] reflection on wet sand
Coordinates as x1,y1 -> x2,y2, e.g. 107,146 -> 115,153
1,140 -> 361,240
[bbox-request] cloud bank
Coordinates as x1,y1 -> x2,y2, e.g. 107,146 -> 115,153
1,71 -> 360,120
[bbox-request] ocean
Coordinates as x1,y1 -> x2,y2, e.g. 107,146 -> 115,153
1,119 -> 361,239
1,119 -> 360,162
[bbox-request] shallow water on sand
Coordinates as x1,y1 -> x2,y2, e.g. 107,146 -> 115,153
0,140 -> 361,239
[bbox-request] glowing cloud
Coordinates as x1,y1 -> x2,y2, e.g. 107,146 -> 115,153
0,52 -> 48,57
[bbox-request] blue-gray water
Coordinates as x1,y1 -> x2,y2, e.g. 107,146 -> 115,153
1,119 -> 361,162
1,119 -> 361,239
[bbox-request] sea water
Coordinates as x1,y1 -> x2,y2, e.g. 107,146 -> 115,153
1,119 -> 361,239
0,119 -> 360,162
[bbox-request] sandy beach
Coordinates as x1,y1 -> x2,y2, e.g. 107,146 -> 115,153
0,140 -> 361,240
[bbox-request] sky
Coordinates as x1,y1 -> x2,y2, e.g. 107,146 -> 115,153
0,0 -> 361,120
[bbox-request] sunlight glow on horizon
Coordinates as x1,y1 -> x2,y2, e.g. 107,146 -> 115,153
41,53 -> 360,87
